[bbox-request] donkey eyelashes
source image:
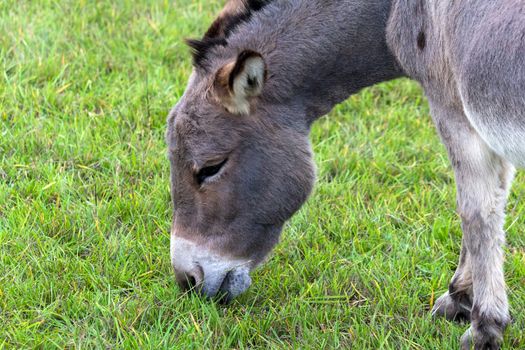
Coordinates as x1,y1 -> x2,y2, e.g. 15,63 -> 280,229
195,158 -> 228,185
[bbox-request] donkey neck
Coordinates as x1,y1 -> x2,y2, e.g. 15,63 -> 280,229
221,0 -> 404,124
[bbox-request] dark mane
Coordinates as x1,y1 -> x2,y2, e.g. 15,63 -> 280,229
186,0 -> 272,68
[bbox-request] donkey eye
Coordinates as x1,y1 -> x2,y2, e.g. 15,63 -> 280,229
196,159 -> 228,185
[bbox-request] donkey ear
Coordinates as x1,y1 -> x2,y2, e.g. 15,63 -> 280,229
214,50 -> 266,115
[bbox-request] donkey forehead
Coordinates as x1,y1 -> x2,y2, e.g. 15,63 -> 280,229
174,86 -> 227,136
171,71 -> 260,159
172,112 -> 243,161
174,102 -> 241,137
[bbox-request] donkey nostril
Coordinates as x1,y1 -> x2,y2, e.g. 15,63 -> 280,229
175,265 -> 204,292
176,272 -> 197,291
187,275 -> 196,288
186,274 -> 197,290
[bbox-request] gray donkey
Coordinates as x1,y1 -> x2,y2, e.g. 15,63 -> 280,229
167,0 -> 525,348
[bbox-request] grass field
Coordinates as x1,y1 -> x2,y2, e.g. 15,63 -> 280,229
1,1 -> 524,348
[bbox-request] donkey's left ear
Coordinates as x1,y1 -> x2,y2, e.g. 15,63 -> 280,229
214,50 -> 266,115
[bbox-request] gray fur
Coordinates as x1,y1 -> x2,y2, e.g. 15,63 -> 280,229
169,1 -> 524,348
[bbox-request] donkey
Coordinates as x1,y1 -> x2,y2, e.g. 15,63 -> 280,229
167,0 -> 525,348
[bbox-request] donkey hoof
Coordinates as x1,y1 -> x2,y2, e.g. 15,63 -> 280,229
460,327 -> 472,350
432,291 -> 471,323
460,323 -> 505,350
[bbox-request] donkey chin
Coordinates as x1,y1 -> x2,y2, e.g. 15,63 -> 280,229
171,235 -> 254,303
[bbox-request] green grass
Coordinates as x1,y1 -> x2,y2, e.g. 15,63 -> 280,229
1,1 -> 524,348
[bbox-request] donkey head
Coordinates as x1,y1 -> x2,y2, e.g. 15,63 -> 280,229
167,47 -> 315,301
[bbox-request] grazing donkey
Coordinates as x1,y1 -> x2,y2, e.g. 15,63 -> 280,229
167,0 -> 525,348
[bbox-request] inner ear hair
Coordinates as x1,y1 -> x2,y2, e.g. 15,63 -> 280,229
228,50 -> 264,92
215,50 -> 266,115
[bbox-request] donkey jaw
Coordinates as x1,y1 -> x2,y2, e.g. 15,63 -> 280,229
170,235 -> 253,300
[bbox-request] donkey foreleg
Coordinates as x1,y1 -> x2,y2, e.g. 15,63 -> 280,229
430,102 -> 515,350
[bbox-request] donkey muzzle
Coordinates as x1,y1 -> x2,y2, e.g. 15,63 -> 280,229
171,236 -> 252,302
